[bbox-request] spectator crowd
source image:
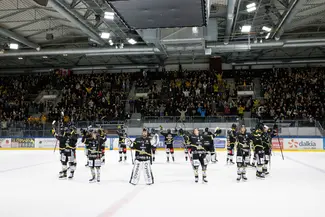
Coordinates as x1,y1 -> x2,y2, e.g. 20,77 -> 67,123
1,67 -> 325,131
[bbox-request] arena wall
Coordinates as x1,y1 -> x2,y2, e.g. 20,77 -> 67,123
0,136 -> 324,152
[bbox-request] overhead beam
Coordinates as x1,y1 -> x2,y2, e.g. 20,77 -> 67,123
271,0 -> 307,40
0,27 -> 40,49
224,0 -> 237,44
0,7 -> 36,20
36,0 -> 107,45
70,0 -> 82,8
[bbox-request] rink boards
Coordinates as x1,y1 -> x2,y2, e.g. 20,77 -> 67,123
0,136 -> 325,151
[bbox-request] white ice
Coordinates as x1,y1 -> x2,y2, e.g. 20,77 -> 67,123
0,150 -> 324,217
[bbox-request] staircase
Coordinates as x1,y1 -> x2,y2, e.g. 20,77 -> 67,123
253,78 -> 262,98
125,83 -> 136,114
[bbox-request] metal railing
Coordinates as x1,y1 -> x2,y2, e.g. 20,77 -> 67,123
0,118 -> 323,137
0,120 -> 125,138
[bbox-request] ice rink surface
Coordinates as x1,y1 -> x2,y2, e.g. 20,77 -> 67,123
0,150 -> 324,217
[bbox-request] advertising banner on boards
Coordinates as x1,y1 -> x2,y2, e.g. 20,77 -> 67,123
283,138 -> 323,150
11,138 -> 35,148
0,138 -> 11,148
35,138 -> 57,148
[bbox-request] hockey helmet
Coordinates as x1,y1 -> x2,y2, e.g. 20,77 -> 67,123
205,127 -> 209,132
151,128 -> 156,134
179,128 -> 184,135
231,123 -> 237,129
215,127 -> 222,135
167,129 -> 171,134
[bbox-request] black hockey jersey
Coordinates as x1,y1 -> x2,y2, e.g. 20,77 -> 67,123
85,137 -> 105,158
160,131 -> 177,145
66,131 -> 78,150
237,132 -> 250,151
117,129 -> 128,145
227,129 -> 237,144
188,134 -> 206,155
251,130 -> 263,151
131,137 -> 152,161
202,131 -> 215,148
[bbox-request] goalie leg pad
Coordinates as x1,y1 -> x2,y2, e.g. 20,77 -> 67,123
129,160 -> 143,185
143,161 -> 154,185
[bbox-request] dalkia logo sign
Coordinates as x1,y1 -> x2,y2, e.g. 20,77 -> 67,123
288,139 -> 298,148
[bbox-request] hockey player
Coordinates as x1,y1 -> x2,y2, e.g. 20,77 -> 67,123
117,126 -> 128,162
160,126 -> 178,162
188,128 -> 208,183
247,127 -> 256,167
149,128 -> 159,163
129,128 -> 154,185
226,124 -> 237,164
236,125 -> 250,181
262,125 -> 274,175
251,127 -> 265,179
52,126 -> 69,179
98,128 -> 107,165
202,127 -> 221,163
85,129 -> 105,183
178,128 -> 191,161
82,128 -> 90,167
65,126 -> 78,179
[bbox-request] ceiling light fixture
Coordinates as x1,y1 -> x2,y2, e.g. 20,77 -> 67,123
127,38 -> 137,45
262,26 -> 271,32
18,57 -> 23,60
43,56 -> 48,59
192,27 -> 198,34
241,25 -> 251,33
104,12 -> 114,20
100,32 -> 110,39
265,32 -> 270,39
9,43 -> 19,50
246,3 -> 256,12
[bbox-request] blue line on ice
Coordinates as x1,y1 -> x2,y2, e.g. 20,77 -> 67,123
286,156 -> 325,174
0,161 -> 55,173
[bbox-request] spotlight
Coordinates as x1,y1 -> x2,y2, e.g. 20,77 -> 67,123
100,32 -> 110,39
9,43 -> 19,50
127,38 -> 137,45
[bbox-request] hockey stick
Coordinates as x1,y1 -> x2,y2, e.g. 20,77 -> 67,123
274,122 -> 284,160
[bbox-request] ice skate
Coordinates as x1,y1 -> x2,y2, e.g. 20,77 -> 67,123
263,167 -> 269,175
153,157 -> 155,162
242,173 -> 247,181
167,157 -> 170,163
172,156 -> 175,162
59,171 -> 67,179
68,172 -> 74,179
195,176 -> 199,183
89,176 -> 96,183
124,156 -> 127,162
202,176 -> 208,183
185,156 -> 188,161
118,157 -> 122,162
236,174 -> 241,181
256,171 -> 265,179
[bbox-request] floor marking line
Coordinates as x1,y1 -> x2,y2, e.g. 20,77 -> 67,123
97,186 -> 145,217
0,161 -> 55,173
286,156 -> 325,174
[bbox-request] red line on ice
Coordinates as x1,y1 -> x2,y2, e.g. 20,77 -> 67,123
97,186 -> 144,217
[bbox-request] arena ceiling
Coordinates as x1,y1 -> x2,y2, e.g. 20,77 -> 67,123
0,0 -> 325,72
